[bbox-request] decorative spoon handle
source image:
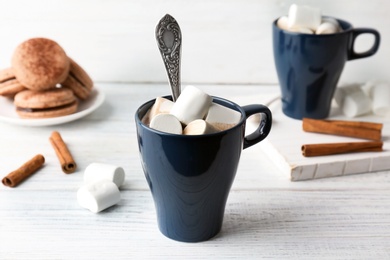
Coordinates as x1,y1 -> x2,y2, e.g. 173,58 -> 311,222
155,14 -> 182,101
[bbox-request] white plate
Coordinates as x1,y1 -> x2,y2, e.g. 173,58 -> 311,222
0,87 -> 105,126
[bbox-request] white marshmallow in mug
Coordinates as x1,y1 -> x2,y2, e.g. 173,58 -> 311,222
205,102 -> 242,131
288,27 -> 314,34
288,4 -> 322,31
183,119 -> 216,135
316,22 -> 338,35
321,17 -> 340,31
142,97 -> 174,125
150,113 -> 183,134
77,180 -> 121,213
334,85 -> 372,117
277,16 -> 289,30
84,163 -> 125,188
149,97 -> 174,119
170,85 -> 212,125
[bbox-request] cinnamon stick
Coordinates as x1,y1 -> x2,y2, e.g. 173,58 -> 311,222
2,154 -> 45,187
302,141 -> 383,157
49,131 -> 77,174
302,118 -> 382,141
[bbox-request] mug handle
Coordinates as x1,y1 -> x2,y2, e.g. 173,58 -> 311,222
242,105 -> 272,149
348,28 -> 380,61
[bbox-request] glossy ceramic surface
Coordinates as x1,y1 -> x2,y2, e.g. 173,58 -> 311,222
135,96 -> 272,242
272,17 -> 380,119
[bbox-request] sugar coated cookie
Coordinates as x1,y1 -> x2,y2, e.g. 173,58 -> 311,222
12,38 -> 70,91
14,88 -> 78,118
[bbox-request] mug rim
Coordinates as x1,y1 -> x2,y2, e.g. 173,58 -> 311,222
273,16 -> 353,36
135,95 -> 246,138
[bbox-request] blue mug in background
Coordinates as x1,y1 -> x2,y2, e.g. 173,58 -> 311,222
272,17 -> 380,119
135,96 -> 272,242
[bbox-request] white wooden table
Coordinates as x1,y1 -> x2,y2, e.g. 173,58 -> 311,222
1,83 -> 389,259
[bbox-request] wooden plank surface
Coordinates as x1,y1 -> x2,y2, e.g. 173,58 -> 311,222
1,189 -> 389,259
0,83 -> 389,259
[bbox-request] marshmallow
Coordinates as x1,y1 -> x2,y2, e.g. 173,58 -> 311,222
183,119 -> 217,135
142,97 -> 174,125
334,85 -> 372,117
361,80 -> 379,97
149,97 -> 174,120
205,102 -> 242,131
289,27 -> 314,34
321,17 -> 340,30
84,163 -> 125,188
342,93 -> 371,118
288,4 -> 321,31
371,82 -> 390,116
150,113 -> 182,134
277,16 -> 289,30
170,85 -> 212,125
77,180 -> 121,213
334,84 -> 358,106
316,22 -> 338,34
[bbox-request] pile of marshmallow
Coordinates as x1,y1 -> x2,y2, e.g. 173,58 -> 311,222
77,163 -> 125,213
334,81 -> 390,118
277,4 -> 341,35
142,85 -> 241,135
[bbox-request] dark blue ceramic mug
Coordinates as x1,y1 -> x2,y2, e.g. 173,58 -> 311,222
273,17 -> 380,119
135,96 -> 272,242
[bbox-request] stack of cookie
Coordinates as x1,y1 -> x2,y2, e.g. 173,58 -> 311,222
0,38 -> 93,118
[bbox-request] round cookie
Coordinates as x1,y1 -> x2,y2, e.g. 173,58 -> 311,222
61,58 -> 93,100
0,67 -> 26,96
14,88 -> 78,118
12,38 -> 70,91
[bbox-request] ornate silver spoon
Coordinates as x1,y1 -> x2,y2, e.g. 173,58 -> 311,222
155,14 -> 182,101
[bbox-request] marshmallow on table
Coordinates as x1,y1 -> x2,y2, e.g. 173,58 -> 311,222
334,84 -> 358,105
183,119 -> 216,135
371,82 -> 390,116
361,80 -> 378,96
205,102 -> 242,131
150,113 -> 183,134
334,85 -> 372,117
77,180 -> 121,213
170,85 -> 212,125
288,4 -> 321,31
84,163 -> 125,188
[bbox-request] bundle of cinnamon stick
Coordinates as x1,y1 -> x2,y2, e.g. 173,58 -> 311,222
302,118 -> 384,157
